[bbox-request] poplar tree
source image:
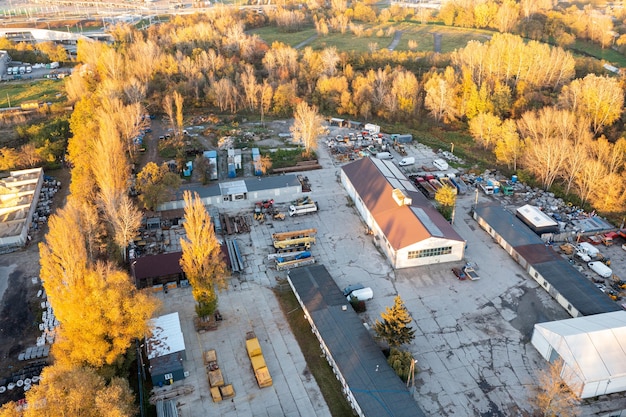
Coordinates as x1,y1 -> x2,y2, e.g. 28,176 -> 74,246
373,296 -> 416,348
40,202 -> 158,368
179,191 -> 227,318
290,101 -> 325,157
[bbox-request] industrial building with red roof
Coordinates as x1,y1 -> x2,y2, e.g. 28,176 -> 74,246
341,157 -> 466,269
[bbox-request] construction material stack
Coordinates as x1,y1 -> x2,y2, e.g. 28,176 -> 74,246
271,229 -> 317,269
204,349 -> 235,402
245,332 -> 273,388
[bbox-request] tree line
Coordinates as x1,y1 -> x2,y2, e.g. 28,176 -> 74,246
1,2 -> 625,413
74,8 -> 625,214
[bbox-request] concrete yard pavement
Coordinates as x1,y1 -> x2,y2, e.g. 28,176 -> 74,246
152,282 -> 331,417
150,137 -> 624,416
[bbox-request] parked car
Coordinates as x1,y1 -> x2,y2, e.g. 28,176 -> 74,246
452,267 -> 467,280
342,283 -> 365,297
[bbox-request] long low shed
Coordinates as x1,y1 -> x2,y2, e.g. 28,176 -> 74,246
473,203 -> 620,318
288,264 -> 426,417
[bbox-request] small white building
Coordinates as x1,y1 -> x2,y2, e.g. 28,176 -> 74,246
341,157 -> 465,269
516,204 -> 559,235
531,311 -> 626,399
227,148 -> 242,169
146,312 -> 187,386
0,167 -> 44,253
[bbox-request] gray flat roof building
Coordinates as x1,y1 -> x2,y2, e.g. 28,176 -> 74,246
288,265 -> 426,417
158,174 -> 302,211
474,203 -> 620,317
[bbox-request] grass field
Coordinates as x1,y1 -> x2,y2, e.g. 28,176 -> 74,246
251,22 -> 492,53
0,79 -> 66,108
251,24 -> 394,52
274,283 -> 354,417
392,22 -> 493,53
571,39 -> 626,67
250,26 -> 318,47
308,29 -> 393,53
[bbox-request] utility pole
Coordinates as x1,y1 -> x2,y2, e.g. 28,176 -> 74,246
136,339 -> 145,417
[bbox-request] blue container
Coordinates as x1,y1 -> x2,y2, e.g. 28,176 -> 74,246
228,163 -> 236,178
511,175 -> 518,183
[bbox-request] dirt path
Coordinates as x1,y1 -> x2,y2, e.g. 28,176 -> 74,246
387,30 -> 403,51
295,34 -> 318,50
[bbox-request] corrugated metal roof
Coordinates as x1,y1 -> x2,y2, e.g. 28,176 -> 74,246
342,158 -> 463,250
288,265 -> 426,417
146,312 -> 186,360
571,216 -> 614,233
173,175 -> 301,200
219,180 -> 247,195
534,311 -> 626,382
156,400 -> 179,417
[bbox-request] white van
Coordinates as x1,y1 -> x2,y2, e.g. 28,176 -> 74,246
578,242 -> 600,258
399,157 -> 415,166
588,261 -> 612,278
433,159 -> 449,170
375,152 -> 393,160
347,287 -> 373,301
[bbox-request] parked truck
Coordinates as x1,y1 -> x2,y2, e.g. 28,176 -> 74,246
288,202 -> 318,216
245,332 -> 273,388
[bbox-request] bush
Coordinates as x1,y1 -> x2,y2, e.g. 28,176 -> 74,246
349,297 -> 366,312
387,348 -> 416,382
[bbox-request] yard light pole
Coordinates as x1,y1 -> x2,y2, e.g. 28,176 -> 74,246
136,339 -> 145,417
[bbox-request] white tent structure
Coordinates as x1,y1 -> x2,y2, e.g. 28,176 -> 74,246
531,311 -> 626,398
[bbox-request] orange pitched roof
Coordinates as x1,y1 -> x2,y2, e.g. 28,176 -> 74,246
342,157 -> 463,250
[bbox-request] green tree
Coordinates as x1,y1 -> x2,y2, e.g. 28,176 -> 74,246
373,295 -> 415,348
179,191 -> 227,318
387,348 -> 416,383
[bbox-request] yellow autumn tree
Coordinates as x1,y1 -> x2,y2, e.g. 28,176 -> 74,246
290,101 -> 325,157
0,364 -> 136,417
136,162 -> 181,211
49,263 -> 158,368
180,191 -> 227,318
40,203 -> 158,368
253,154 -> 273,176
435,185 -> 457,221
530,358 -> 581,417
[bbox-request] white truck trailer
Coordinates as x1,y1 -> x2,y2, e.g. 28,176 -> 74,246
288,203 -> 318,217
